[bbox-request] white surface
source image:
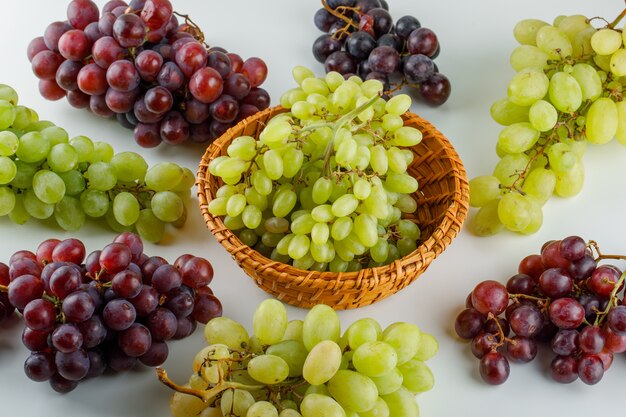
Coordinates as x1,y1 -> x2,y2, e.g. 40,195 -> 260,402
1,0 -> 625,415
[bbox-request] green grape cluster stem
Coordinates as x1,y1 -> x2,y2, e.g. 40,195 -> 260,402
469,9 -> 626,236
0,84 -> 194,242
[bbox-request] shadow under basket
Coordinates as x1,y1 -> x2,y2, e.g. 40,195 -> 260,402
197,106 -> 469,310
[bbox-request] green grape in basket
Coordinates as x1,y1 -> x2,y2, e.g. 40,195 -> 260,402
207,66 -> 423,272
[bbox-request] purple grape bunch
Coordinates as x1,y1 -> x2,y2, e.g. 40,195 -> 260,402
312,0 -> 450,106
455,236 -> 626,386
28,0 -> 270,147
0,232 -> 222,393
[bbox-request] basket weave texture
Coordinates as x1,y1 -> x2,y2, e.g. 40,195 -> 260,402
197,106 -> 469,310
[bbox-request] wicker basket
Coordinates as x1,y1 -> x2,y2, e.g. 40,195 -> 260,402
197,106 -> 469,310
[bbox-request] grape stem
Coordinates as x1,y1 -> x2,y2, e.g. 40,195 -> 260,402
155,368 -> 264,403
608,7 -> 626,28
588,240 -> 626,262
173,11 -> 209,48
486,312 -> 514,351
321,0 -> 360,29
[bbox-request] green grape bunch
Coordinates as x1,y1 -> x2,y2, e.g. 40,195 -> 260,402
207,66 -> 424,273
0,84 -> 194,242
158,299 -> 438,417
469,11 -> 626,236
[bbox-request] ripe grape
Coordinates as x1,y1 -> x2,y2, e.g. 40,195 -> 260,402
1,232 -> 220,393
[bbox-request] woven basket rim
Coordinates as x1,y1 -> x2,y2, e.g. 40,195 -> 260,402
196,105 -> 469,307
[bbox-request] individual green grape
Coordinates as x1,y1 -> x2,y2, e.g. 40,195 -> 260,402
170,391 -> 208,417
369,145 -> 388,175
492,153 -> 529,187
528,100 -> 558,132
281,320 -> 304,342
246,401 -> 279,417
54,196 -> 85,231
413,332 -> 438,361
498,122 -> 540,153
514,19 -> 549,45
509,45 -> 549,71
548,72 -> 582,113
568,64 -> 603,101
507,67 -> 549,107
385,94 -> 411,116
253,299 -> 288,346
557,14 -> 591,40
398,359 -> 434,393
0,84 -> 18,104
535,25 -> 573,59
520,196 -> 543,235
0,99 -> 16,130
572,26 -> 596,58
370,239 -> 389,263
16,131 -> 49,163
497,192 -> 532,231
227,136 -> 258,161
80,189 -> 109,218
273,189 -> 298,218
397,237 -> 417,257
90,140 -> 112,163
354,214 -> 378,247
251,170 -> 272,196
395,194 -> 417,213
242,205 -> 263,229
610,49 -> 626,76
359,398 -> 390,417
40,126 -> 68,147
24,120 -> 55,132
32,170 -> 65,204
302,340 -> 342,385
145,162 -> 183,191
335,138 -> 357,167
585,97 -> 618,144
260,120 -> 292,144
381,387 -> 419,417
469,176 -> 501,207
385,172 -> 418,194
11,106 -> 36,130
0,131 -> 18,156
382,114 -> 404,132
615,101 -> 626,145
386,147 -> 407,174
591,28 -> 622,55
291,213 -> 315,235
23,189 -> 53,219
135,208 -> 165,242
109,152 -> 148,182
282,148 -> 304,178
266,340 -> 308,377
547,143 -> 577,174
593,54 -> 611,72
220,389 -> 255,417
245,187 -> 268,211
468,199 -> 504,236
369,368 -> 404,396
393,127 -> 422,147
113,192 -> 141,226
247,354 -> 290,385
522,167 -> 556,204
86,162 -> 117,191
330,194 -> 358,217
205,317 -> 250,351
327,370 -> 378,412
555,160 -> 584,197
346,318 -> 382,350
302,304 -> 341,350
151,191 -> 184,223
382,323 -> 421,365
279,410 -> 302,417
0,186 -> 16,216
47,143 -> 78,173
311,177 -> 332,205
105,206 -> 134,233
8,193 -> 29,224
300,394 -> 346,417
0,156 -> 17,184
490,98 -> 529,126
311,222 -> 330,245
226,194 -> 247,217
352,341 -> 398,377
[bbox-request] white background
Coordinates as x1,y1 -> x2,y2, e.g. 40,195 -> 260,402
0,0 -> 625,416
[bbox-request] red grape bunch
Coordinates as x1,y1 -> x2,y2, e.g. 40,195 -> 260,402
312,0 -> 451,105
28,0 -> 270,147
454,236 -> 626,386
0,232 -> 222,393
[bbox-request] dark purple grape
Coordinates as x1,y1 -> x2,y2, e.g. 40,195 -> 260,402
140,256 -> 168,284
346,31 -> 376,60
505,273 -> 535,295
8,274 -> 44,310
192,291 -> 222,324
160,111 -> 190,145
118,323 -> 152,357
134,122 -> 162,148
241,88 -> 270,111
314,8 -> 339,32
538,268 -> 573,298
49,373 -> 79,393
559,236 -> 586,260
471,280 -> 509,316
139,341 -> 168,366
608,305 -> 626,335
210,94 -> 239,124
102,299 -> 136,331
484,316 -> 510,337
146,307 -> 177,341
551,329 -> 579,356
506,336 -> 537,363
548,297 -> 585,329
509,303 -> 543,338
23,298 -> 57,332
403,54 -> 435,84
163,288 -> 194,318
588,266 -> 622,298
52,323 -> 84,353
376,33 -> 401,52
313,34 -> 344,64
111,270 -> 143,299
86,350 -> 107,378
470,332 -> 498,359
129,285 -> 159,317
77,316 -> 107,348
207,51 -> 232,79
367,45 -> 400,74
62,291 -> 97,323
113,13 -> 146,48
550,355 -> 578,383
172,316 -> 196,340
366,8 -> 392,37
23,327 -> 50,351
24,351 -> 57,382
419,73 -> 451,106
479,351 -> 509,385
144,86 -> 173,114
55,349 -> 90,381
56,60 -> 83,91
135,49 -> 163,82
395,15 -> 421,40
355,0 -> 380,13
10,258 -> 41,280
407,27 -> 439,57
325,51 -> 357,75
157,62 -> 185,92
328,0 -> 357,8
568,255 -> 597,280
224,74 -> 251,101
107,345 -> 137,372
454,308 -> 485,340
113,232 -> 144,263
578,354 -> 604,385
